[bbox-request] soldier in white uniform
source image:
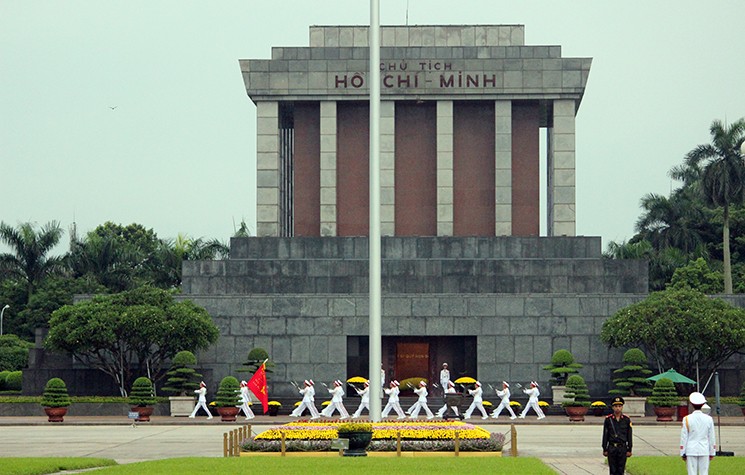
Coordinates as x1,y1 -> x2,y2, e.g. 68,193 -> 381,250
435,380 -> 460,418
464,381 -> 489,419
409,380 -> 435,419
352,380 -> 370,418
237,380 -> 255,420
321,380 -> 350,419
381,380 -> 406,419
519,381 -> 545,419
189,381 -> 213,419
381,365 -> 386,388
680,392 -> 716,475
439,363 -> 450,395
290,379 -> 320,419
491,381 -> 517,419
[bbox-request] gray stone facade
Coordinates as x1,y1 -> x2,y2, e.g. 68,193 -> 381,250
181,236 -> 652,398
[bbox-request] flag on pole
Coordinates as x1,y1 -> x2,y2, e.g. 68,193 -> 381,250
247,361 -> 269,413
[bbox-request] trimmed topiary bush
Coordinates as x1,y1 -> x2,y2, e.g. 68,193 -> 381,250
214,376 -> 241,407
162,350 -> 202,396
128,377 -> 156,407
41,378 -> 71,408
562,374 -> 591,407
5,370 -> 22,391
648,378 -> 679,407
543,350 -> 583,386
0,334 -> 32,372
0,370 -> 9,390
609,348 -> 653,397
239,347 -> 274,380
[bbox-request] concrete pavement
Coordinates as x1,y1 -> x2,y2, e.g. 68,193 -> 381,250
0,415 -> 742,474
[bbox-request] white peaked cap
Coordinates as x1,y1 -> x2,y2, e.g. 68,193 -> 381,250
420,380 -> 427,386
531,381 -> 538,387
304,380 -> 310,385
240,380 -> 247,387
503,381 -> 509,387
393,380 -> 400,386
448,381 -> 455,387
200,381 -> 206,387
309,379 -> 314,385
475,381 -> 481,387
689,392 -> 706,405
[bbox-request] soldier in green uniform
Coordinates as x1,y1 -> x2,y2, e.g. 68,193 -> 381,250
602,396 -> 632,475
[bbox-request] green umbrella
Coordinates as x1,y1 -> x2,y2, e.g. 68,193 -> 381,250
646,368 -> 696,384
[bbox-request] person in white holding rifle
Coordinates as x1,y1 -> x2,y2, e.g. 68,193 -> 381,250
189,381 -> 213,419
491,381 -> 517,419
237,380 -> 255,420
409,380 -> 435,419
381,380 -> 406,419
351,380 -> 370,418
464,381 -> 489,420
519,381 -> 545,419
321,379 -> 350,419
290,379 -> 320,419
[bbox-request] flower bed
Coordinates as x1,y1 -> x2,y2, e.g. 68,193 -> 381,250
243,420 -> 503,452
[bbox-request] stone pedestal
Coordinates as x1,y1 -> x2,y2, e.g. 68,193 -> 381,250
552,386 -> 569,405
623,397 -> 646,417
169,396 -> 196,417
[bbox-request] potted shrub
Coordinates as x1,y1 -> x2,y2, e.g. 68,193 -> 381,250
214,376 -> 241,422
738,380 -> 745,420
40,377 -> 71,422
337,421 -> 373,456
543,350 -> 582,405
128,377 -> 156,422
648,377 -> 678,421
609,348 -> 653,417
162,350 -> 202,417
591,401 -> 607,417
561,374 -> 590,421
267,401 -> 282,416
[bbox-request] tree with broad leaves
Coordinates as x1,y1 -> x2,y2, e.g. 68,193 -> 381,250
45,286 -> 219,396
600,288 -> 745,381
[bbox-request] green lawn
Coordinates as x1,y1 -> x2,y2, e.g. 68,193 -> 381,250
627,456 -> 745,475
0,457 -> 116,475
87,456 -> 555,474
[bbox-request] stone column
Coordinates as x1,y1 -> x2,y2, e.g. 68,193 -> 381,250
548,99 -> 576,236
320,101 -> 337,236
495,101 -> 512,235
380,101 -> 395,236
256,101 -> 279,237
436,101 -> 454,236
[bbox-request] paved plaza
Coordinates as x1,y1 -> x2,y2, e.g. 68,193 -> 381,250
0,415 -> 743,474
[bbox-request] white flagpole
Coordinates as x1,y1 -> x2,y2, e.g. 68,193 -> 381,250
368,0 -> 382,422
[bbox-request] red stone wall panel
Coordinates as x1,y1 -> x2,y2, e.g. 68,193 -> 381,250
337,102 -> 370,236
511,102 -> 540,236
395,102 -> 437,236
453,101 -> 495,236
293,102 -> 320,236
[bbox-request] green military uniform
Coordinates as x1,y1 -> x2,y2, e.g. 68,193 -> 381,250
602,396 -> 632,475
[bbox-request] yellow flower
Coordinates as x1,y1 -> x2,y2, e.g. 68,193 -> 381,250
538,401 -> 549,407
591,401 -> 607,407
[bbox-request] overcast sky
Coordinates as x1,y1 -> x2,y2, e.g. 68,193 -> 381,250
2,1 -> 744,253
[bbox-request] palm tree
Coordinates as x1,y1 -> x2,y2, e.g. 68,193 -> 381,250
684,118 -> 745,293
0,221 -> 66,300
68,233 -> 136,292
151,234 -> 229,288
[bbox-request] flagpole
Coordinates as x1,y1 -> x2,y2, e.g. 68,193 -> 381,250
368,0 -> 382,422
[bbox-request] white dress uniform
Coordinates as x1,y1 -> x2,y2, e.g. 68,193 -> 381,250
237,382 -> 255,420
435,382 -> 459,417
321,381 -> 349,419
409,382 -> 434,419
680,392 -> 716,475
439,366 -> 450,393
491,382 -> 517,419
189,382 -> 213,419
290,380 -> 320,419
464,383 -> 489,419
352,383 -> 370,418
381,382 -> 406,419
519,382 -> 545,419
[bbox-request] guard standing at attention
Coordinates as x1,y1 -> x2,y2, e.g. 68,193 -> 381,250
602,396 -> 633,475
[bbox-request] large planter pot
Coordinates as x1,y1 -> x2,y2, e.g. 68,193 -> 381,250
169,396 -> 196,417
131,406 -> 154,422
552,386 -> 570,405
653,406 -> 676,422
592,407 -> 606,417
338,431 -> 373,457
44,407 -> 68,422
740,407 -> 745,420
216,406 -> 240,422
623,396 -> 646,417
267,405 -> 280,416
564,405 -> 589,422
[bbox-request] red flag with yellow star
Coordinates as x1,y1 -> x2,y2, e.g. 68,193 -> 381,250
247,362 -> 269,413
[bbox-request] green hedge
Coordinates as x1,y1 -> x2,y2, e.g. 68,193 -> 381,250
5,370 -> 22,391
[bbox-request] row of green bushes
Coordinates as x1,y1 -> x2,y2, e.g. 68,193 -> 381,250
0,370 -> 22,391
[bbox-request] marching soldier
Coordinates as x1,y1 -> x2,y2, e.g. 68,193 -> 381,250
491,381 -> 517,419
351,380 -> 370,418
435,380 -> 459,418
321,380 -> 350,419
381,380 -> 406,419
237,380 -> 255,420
409,380 -> 435,419
189,381 -> 213,419
602,396 -> 633,475
519,381 -> 545,419
464,381 -> 489,419
290,379 -> 320,419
